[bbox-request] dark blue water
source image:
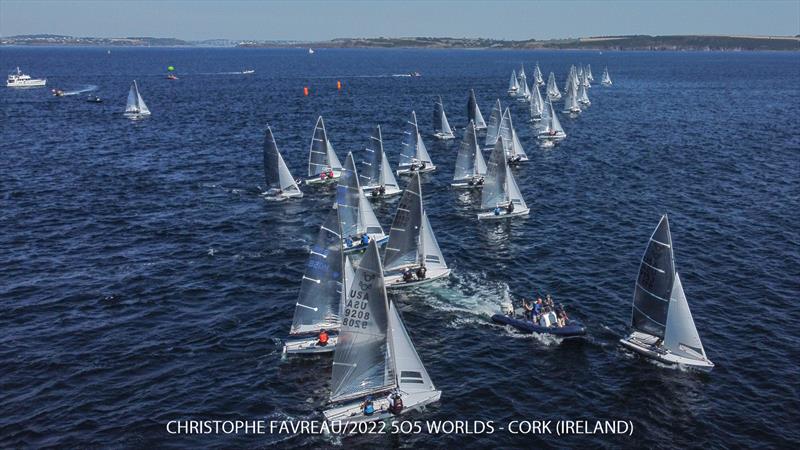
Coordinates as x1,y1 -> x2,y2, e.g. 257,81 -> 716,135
1,47 -> 799,448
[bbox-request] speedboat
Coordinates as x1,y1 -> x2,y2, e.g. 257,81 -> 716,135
51,88 -> 65,97
166,74 -> 178,80
492,307 -> 586,339
87,95 -> 102,103
242,69 -> 255,74
7,67 -> 46,87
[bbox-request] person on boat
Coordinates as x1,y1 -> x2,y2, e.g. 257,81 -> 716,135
545,294 -> 554,310
476,177 -> 484,186
556,305 -> 568,327
317,329 -> 329,346
319,171 -> 327,181
344,236 -> 354,248
360,234 -> 370,246
361,396 -> 375,416
387,390 -> 403,415
416,265 -> 427,280
494,206 -> 501,216
419,161 -> 427,170
378,185 -> 386,195
506,202 -> 515,214
402,268 -> 414,282
534,297 -> 543,319
327,168 -> 334,179
372,189 -> 380,197
522,299 -> 534,320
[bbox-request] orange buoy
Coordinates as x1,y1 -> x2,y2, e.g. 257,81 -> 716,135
337,80 -> 342,90
303,87 -> 309,96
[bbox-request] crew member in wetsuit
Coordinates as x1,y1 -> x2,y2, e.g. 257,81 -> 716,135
317,329 -> 329,346
506,202 -> 515,214
361,396 -> 375,416
402,268 -> 414,282
416,265 -> 427,280
476,177 -> 484,186
378,185 -> 386,195
387,390 -> 403,415
360,234 -> 370,246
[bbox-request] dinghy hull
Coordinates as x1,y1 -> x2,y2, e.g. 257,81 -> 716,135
283,335 -> 339,354
492,314 -> 586,338
305,171 -> 342,185
451,180 -> 485,190
342,235 -> 389,254
433,132 -> 455,140
363,185 -> 403,198
620,331 -> 714,372
323,390 -> 442,426
477,207 -> 530,220
396,166 -> 436,176
385,268 -> 450,289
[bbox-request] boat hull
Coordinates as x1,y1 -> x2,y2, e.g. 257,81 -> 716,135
342,235 -> 389,254
385,268 -> 450,289
620,331 -> 714,372
283,335 -> 339,354
305,171 -> 342,185
323,390 -> 441,425
6,79 -> 47,88
491,314 -> 586,338
477,207 -> 530,220
396,166 -> 436,176
451,180 -> 485,190
363,185 -> 403,198
433,132 -> 455,140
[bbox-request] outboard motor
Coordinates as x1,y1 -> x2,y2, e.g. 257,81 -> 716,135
501,301 -> 515,317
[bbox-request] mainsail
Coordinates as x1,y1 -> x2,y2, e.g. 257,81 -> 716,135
308,116 -> 343,177
534,63 -> 544,85
499,108 -> 527,160
563,81 -> 580,113
290,208 -> 343,335
433,96 -> 454,137
263,126 -> 301,195
602,67 -> 612,85
467,89 -> 487,130
125,80 -> 150,115
337,152 -> 384,239
541,99 -> 566,138
578,75 -> 591,105
546,72 -> 561,100
530,83 -> 544,120
586,64 -> 594,82
631,215 -> 674,338
481,140 -> 509,209
359,125 -> 382,188
399,111 -> 433,168
330,240 -> 396,402
508,69 -> 519,92
484,99 -> 503,147
454,121 -> 486,181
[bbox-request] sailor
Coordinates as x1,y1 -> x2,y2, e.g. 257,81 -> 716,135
317,329 -> 329,346
556,306 -> 568,327
387,390 -> 403,415
361,396 -> 375,416
545,294 -> 554,309
494,206 -> 501,216
506,202 -> 515,214
344,236 -> 354,248
319,171 -> 326,181
372,188 -> 380,197
419,161 -> 427,170
416,265 -> 427,280
467,178 -> 474,186
476,177 -> 484,186
402,268 -> 414,282
360,234 -> 370,246
522,299 -> 534,320
534,297 -> 543,318
378,185 -> 386,195
327,168 -> 335,179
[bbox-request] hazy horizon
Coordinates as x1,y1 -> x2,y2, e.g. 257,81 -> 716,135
1,0 -> 799,41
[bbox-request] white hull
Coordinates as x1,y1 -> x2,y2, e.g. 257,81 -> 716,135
305,171 -> 342,185
283,335 -> 339,354
385,268 -> 450,289
477,207 -> 530,220
433,132 -> 455,140
396,165 -> 436,176
7,79 -> 47,87
263,191 -> 303,201
323,390 -> 441,425
363,186 -> 403,199
343,235 -> 389,254
537,133 -> 566,141
124,111 -> 151,119
451,179 -> 485,189
620,331 -> 714,372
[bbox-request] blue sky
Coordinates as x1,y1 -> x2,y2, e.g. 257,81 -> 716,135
1,0 -> 798,41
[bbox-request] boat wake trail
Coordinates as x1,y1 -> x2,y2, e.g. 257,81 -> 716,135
63,85 -> 98,96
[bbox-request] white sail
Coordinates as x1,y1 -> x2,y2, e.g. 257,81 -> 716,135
506,165 -> 527,210
433,96 -> 454,138
468,89 -> 487,130
508,69 -> 519,93
360,125 -> 383,188
125,80 -> 150,115
484,99 -> 503,147
534,63 -> 544,85
664,273 -> 708,361
263,126 -> 302,195
330,240 -> 396,403
500,108 -> 527,161
518,63 -> 526,80
388,301 -> 438,395
290,208 -> 343,335
420,211 -> 447,270
337,152 -> 385,239
379,150 -> 399,190
578,75 -> 591,105
551,101 -> 565,135
308,116 -> 342,177
602,67 -> 612,85
399,111 -> 433,168
454,121 -> 478,181
530,83 -> 544,120
481,140 -> 509,209
586,64 -> 594,82
384,173 -> 424,271
540,99 -> 566,139
563,82 -> 581,113
546,72 -> 561,101
517,77 -> 531,100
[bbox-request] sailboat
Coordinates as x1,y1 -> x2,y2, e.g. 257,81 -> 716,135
283,208 -> 354,354
533,62 -> 544,86
262,126 -> 303,200
323,239 -> 442,424
586,64 -> 594,82
467,89 -> 487,130
306,116 -> 343,185
337,152 -> 389,253
477,139 -> 529,220
562,81 -> 581,115
582,67 -> 592,88
384,173 -> 450,288
546,72 -> 561,101
538,98 -> 567,141
308,48 -> 315,54
578,73 -> 591,106
517,66 -> 531,101
499,108 -> 528,163
124,80 -> 150,118
451,120 -> 488,189
601,67 -> 613,86
360,125 -> 402,199
507,69 -> 519,96
396,111 -> 435,176
530,83 -> 544,122
484,99 -> 503,149
619,215 -> 714,371
432,96 -> 455,140
564,65 -> 577,94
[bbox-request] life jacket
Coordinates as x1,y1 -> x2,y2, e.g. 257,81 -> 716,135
391,396 -> 404,414
364,402 -> 375,415
318,331 -> 328,344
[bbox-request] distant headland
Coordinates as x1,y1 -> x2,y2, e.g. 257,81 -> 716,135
2,34 -> 798,51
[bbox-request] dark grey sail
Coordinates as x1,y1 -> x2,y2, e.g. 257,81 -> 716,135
632,215 -> 675,338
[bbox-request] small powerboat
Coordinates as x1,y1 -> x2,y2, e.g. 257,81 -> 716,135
166,74 -> 178,80
87,95 -> 102,103
51,88 -> 65,97
492,298 -> 586,339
